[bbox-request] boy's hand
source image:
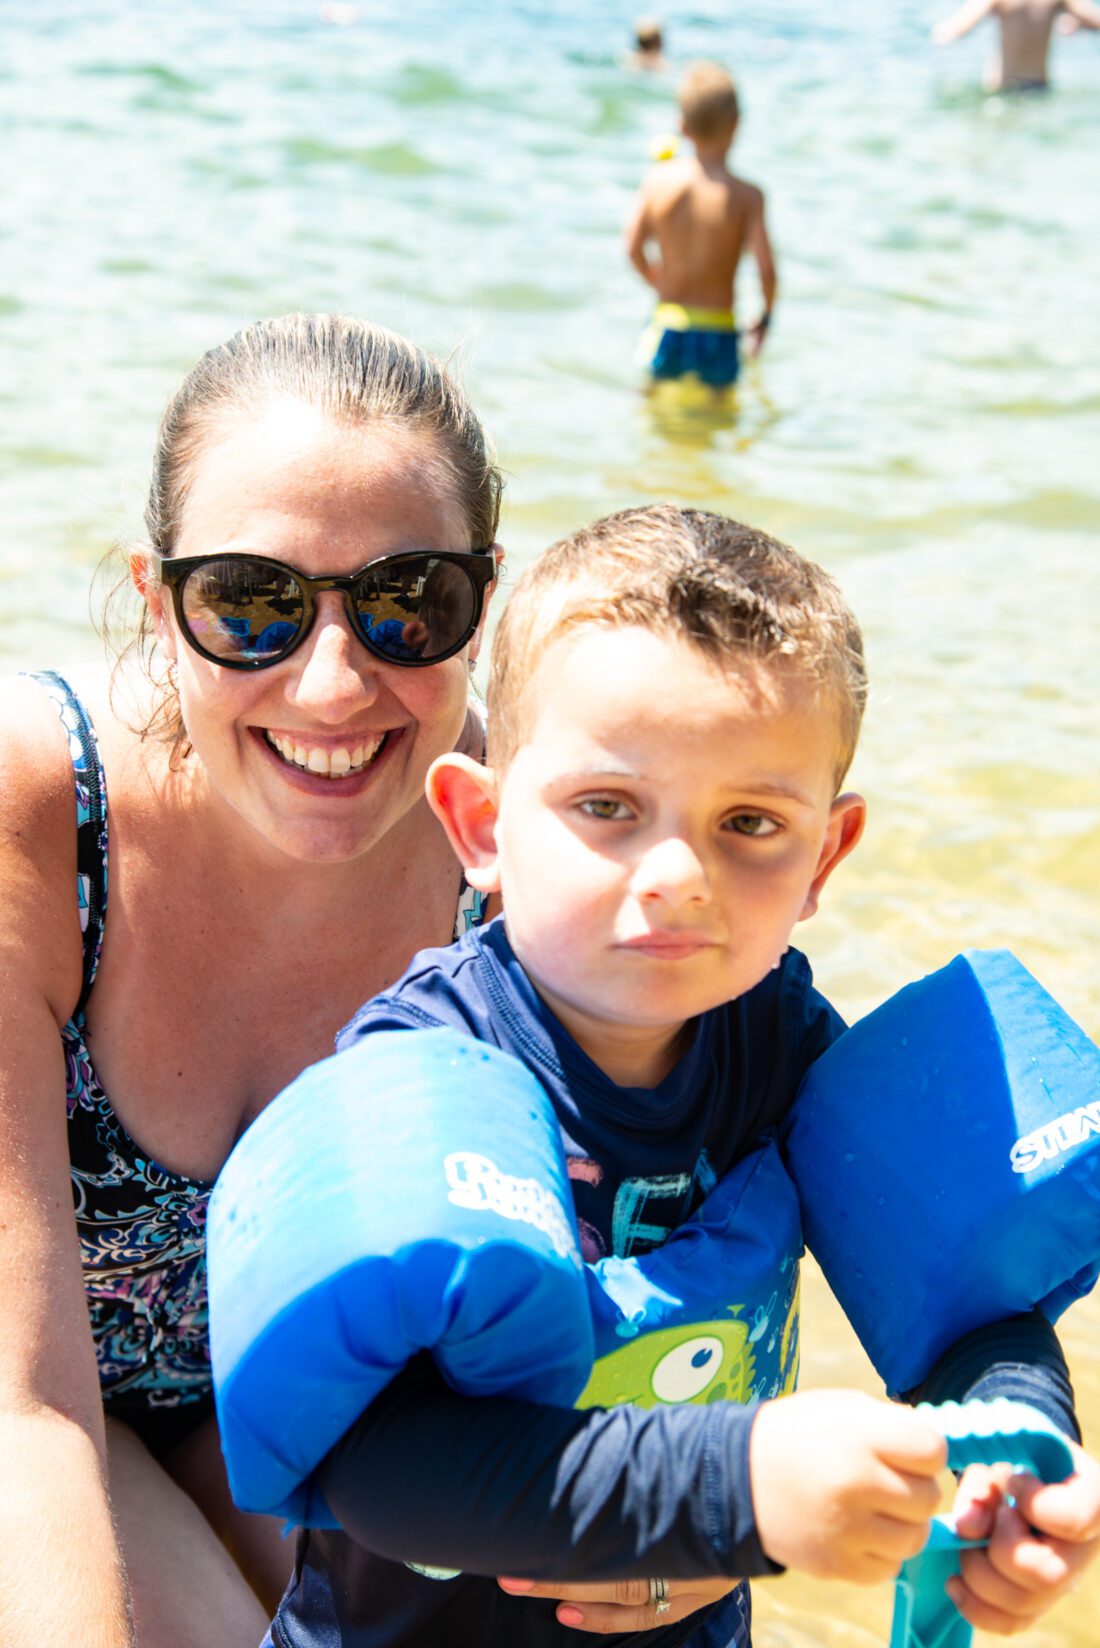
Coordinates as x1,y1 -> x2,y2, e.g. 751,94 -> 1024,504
946,1442 -> 1100,1632
750,1391 -> 945,1582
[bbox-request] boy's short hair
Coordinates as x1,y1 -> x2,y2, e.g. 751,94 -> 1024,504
678,61 -> 739,140
634,16 -> 663,50
487,504 -> 867,788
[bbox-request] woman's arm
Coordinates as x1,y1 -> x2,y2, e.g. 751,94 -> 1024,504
0,678 -> 135,1648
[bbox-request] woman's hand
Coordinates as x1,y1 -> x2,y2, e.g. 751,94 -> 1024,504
947,1443 -> 1100,1633
497,1575 -> 741,1634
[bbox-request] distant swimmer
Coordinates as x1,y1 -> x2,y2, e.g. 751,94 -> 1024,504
932,0 -> 1100,91
625,15 -> 668,73
624,61 -> 776,391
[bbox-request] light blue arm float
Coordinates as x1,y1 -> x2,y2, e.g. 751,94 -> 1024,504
891,1399 -> 1075,1648
208,1030 -> 593,1525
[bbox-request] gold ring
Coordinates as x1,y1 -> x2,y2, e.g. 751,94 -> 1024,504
648,1577 -> 671,1616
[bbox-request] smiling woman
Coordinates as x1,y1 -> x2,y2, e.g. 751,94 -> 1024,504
0,314 -> 505,1648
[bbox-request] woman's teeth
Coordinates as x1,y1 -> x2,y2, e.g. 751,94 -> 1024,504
264,730 -> 386,778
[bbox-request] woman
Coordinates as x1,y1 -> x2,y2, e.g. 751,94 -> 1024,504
0,314 -> 716,1647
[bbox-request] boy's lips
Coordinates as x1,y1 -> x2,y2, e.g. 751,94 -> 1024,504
618,931 -> 717,958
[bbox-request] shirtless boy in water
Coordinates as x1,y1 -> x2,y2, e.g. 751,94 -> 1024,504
624,62 -> 776,389
933,0 -> 1100,91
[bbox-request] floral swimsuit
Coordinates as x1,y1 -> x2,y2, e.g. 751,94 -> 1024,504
37,671 -> 487,1456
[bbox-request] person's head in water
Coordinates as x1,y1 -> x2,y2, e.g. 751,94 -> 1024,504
677,61 -> 739,155
629,15 -> 667,71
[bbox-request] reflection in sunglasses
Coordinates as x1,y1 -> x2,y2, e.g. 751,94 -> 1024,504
157,549 -> 493,670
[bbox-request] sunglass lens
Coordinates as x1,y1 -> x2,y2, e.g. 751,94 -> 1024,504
353,556 -> 476,662
181,559 -> 304,663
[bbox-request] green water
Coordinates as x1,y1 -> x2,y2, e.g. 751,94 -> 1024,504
3,3 -> 1098,1639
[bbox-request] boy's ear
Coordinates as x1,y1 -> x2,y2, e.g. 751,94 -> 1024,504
798,792 -> 866,922
426,753 -> 502,893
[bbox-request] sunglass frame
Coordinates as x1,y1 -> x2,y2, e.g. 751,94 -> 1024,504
152,548 -> 496,671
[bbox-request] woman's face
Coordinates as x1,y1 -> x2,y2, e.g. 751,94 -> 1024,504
149,398 -> 490,865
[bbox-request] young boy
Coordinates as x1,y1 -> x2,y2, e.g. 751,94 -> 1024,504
933,0 -> 1100,91
626,63 -> 776,388
265,506 -> 1098,1648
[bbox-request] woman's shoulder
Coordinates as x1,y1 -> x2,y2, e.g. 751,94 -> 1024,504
0,669 -> 89,798
0,671 -> 117,1019
0,665 -> 154,833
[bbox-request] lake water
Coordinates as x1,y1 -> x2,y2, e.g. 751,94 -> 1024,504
3,1 -> 1098,1640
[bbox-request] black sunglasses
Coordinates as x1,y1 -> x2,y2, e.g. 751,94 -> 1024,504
153,549 -> 496,670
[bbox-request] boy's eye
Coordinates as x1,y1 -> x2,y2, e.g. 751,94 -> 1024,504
725,812 -> 779,837
579,797 -> 631,821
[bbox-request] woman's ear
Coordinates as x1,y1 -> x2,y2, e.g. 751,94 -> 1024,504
130,550 -> 177,664
798,792 -> 867,922
426,753 -> 502,893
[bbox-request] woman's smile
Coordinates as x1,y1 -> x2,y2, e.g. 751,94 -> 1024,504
262,727 -> 390,779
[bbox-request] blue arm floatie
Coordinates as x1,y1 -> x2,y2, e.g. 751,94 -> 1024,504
784,950 -> 1100,1396
208,1029 -> 593,1525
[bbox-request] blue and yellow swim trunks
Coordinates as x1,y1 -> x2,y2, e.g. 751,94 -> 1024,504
640,302 -> 740,388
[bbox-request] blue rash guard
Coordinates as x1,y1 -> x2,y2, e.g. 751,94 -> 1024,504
268,917 -> 1079,1648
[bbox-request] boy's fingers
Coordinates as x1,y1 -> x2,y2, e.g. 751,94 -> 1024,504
952,1496 -> 1082,1624
864,1509 -> 938,1564
868,1465 -> 942,1525
873,1409 -> 948,1476
955,1547 -> 1060,1622
952,1462 -> 1014,1539
1010,1456 -> 1100,1544
948,1573 -> 1044,1633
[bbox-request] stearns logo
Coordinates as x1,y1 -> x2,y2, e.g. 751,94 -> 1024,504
443,1151 -> 581,1268
1010,1098 -> 1100,1173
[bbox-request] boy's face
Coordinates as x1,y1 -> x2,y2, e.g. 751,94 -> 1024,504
490,625 -> 862,1073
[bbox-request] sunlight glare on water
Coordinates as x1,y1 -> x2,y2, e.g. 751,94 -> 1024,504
2,3 -> 1098,1642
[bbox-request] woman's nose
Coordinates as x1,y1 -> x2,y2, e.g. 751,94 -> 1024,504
288,591 -> 380,722
631,835 -> 710,906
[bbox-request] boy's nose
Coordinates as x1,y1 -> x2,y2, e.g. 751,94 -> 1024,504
631,836 -> 710,906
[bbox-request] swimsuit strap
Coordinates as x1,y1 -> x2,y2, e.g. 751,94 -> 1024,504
28,671 -> 109,1017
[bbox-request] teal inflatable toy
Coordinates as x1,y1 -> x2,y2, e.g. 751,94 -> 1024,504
208,1030 -> 592,1525
891,1399 -> 1075,1648
784,950 -> 1100,1396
